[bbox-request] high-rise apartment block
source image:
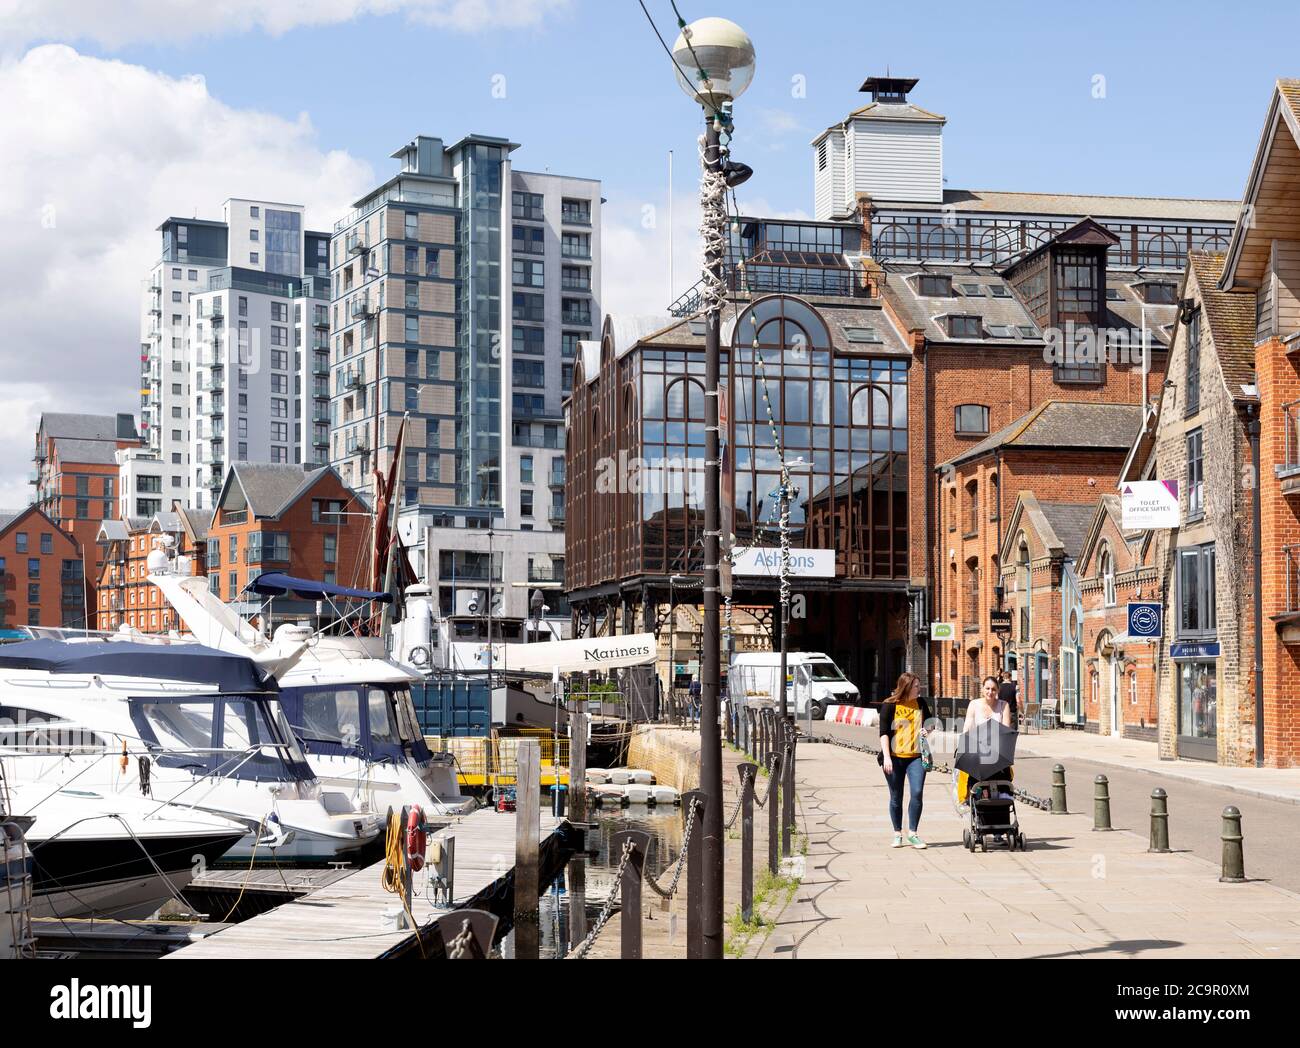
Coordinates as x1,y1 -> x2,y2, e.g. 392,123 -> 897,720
143,199 -> 332,511
331,137 -> 599,637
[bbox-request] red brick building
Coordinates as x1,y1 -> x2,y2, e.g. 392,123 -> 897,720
31,412 -> 142,615
0,506 -> 87,629
206,464 -> 368,618
1202,79 -> 1300,766
932,400 -> 1144,699
1075,495 -> 1161,739
95,506 -> 209,632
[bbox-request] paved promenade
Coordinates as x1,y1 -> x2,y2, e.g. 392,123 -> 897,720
1018,729 -> 1300,805
756,737 -> 1300,959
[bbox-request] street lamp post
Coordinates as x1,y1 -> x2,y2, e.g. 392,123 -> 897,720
672,15 -> 755,962
776,457 -> 808,722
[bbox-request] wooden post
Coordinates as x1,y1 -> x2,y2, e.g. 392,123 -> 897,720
738,764 -> 756,923
767,751 -> 782,876
782,724 -> 795,857
611,829 -> 651,959
568,709 -> 588,946
681,789 -> 705,959
514,739 -> 541,960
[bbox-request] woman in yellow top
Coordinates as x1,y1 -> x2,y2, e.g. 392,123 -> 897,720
878,672 -> 933,849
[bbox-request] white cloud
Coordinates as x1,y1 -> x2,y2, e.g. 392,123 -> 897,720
600,190 -> 811,320
0,0 -> 572,50
0,45 -> 374,504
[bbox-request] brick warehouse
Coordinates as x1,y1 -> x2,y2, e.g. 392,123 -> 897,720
0,506 -> 85,629
1214,79 -> 1300,766
565,74 -> 1237,711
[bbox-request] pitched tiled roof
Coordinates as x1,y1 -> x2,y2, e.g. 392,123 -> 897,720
228,464 -> 322,518
944,401 -> 1144,467
39,413 -> 122,441
1037,501 -> 1098,560
52,438 -> 121,466
1279,79 -> 1300,130
1187,251 -> 1257,399
0,511 -> 18,532
178,506 -> 211,541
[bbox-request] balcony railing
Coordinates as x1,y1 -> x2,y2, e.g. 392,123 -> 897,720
527,567 -> 566,584
346,232 -> 367,254
1285,545 -> 1300,613
562,309 -> 592,327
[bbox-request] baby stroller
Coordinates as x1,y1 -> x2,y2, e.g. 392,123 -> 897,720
954,720 -> 1027,852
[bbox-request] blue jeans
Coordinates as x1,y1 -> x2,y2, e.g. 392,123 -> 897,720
884,755 -> 925,833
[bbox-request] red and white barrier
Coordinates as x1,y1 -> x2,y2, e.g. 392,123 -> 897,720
824,704 -> 879,727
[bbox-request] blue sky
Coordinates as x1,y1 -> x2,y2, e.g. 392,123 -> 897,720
85,0 -> 1300,209
0,0 -> 1297,506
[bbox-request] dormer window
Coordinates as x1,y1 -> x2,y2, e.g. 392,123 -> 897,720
988,284 -> 1011,298
958,283 -> 984,297
947,315 -> 982,339
918,274 -> 953,297
1142,282 -> 1177,305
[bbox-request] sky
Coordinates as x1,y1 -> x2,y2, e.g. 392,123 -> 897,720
1,0 -> 1298,510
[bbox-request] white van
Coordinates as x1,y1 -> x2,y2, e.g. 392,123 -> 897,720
727,651 -> 860,720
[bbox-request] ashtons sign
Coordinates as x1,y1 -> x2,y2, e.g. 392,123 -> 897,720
733,547 -> 836,578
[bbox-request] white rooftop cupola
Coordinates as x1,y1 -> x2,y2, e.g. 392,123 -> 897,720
813,75 -> 946,219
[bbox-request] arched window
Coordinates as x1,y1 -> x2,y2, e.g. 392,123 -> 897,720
988,472 -> 1000,520
1100,545 -> 1116,607
926,225 -> 962,261
964,479 -> 979,534
874,224 -> 911,259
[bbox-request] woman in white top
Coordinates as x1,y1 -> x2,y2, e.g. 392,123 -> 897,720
964,675 -> 1013,733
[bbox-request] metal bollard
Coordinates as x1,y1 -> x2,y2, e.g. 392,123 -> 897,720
1050,764 -> 1068,814
1092,774 -> 1112,832
610,828 -> 651,959
737,766 -> 757,924
1219,806 -> 1246,883
1148,788 -> 1170,853
768,750 -> 783,876
680,791 -> 705,958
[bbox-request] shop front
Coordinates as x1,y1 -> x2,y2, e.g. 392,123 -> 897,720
1172,640 -> 1218,761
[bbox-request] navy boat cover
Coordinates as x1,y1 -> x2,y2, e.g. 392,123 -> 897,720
0,639 -> 271,692
249,571 -> 392,603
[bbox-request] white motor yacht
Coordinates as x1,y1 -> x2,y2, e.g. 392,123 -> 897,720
0,638 -> 382,863
151,565 -> 476,819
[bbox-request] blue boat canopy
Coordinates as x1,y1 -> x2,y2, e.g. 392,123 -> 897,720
249,571 -> 392,603
0,640 -> 272,692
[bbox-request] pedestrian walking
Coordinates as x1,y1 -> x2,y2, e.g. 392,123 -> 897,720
879,671 -> 933,849
998,670 -> 1019,729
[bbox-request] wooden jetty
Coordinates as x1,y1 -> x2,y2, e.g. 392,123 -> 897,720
167,808 -> 571,960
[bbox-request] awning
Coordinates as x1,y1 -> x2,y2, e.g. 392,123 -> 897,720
248,572 -> 392,603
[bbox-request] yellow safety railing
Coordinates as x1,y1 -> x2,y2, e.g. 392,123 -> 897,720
426,733 -> 570,788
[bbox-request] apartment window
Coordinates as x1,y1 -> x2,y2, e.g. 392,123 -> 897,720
229,572 -> 238,599
405,315 -> 419,341
513,292 -> 545,323
28,583 -> 39,604
513,259 -> 544,288
520,455 -> 534,484
238,442 -> 248,460
918,274 -> 952,297
250,229 -> 259,242
76,500 -> 89,520
271,375 -> 288,394
324,534 -> 337,564
271,422 -> 288,442
514,326 -> 545,356
40,533 -> 52,555
562,265 -> 590,291
271,349 -> 289,370
405,211 -> 418,239
250,252 -> 259,265
172,268 -> 181,279
1187,429 -> 1204,520
271,302 -> 288,322
561,198 -> 591,225
562,363 -> 573,392
172,291 -> 182,303
405,384 -> 419,411
404,246 -> 419,272
561,232 -> 591,259
238,296 -> 248,316
405,281 -> 419,309
513,359 -> 546,388
1100,546 -> 1116,607
271,327 -> 287,347
513,225 -> 544,255
425,248 -> 438,276
512,191 -> 544,221
1185,309 -> 1201,417
27,558 -> 39,579
520,490 -> 534,517
13,532 -> 26,555
954,404 -> 990,435
1177,543 -> 1216,638
561,332 -> 583,358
